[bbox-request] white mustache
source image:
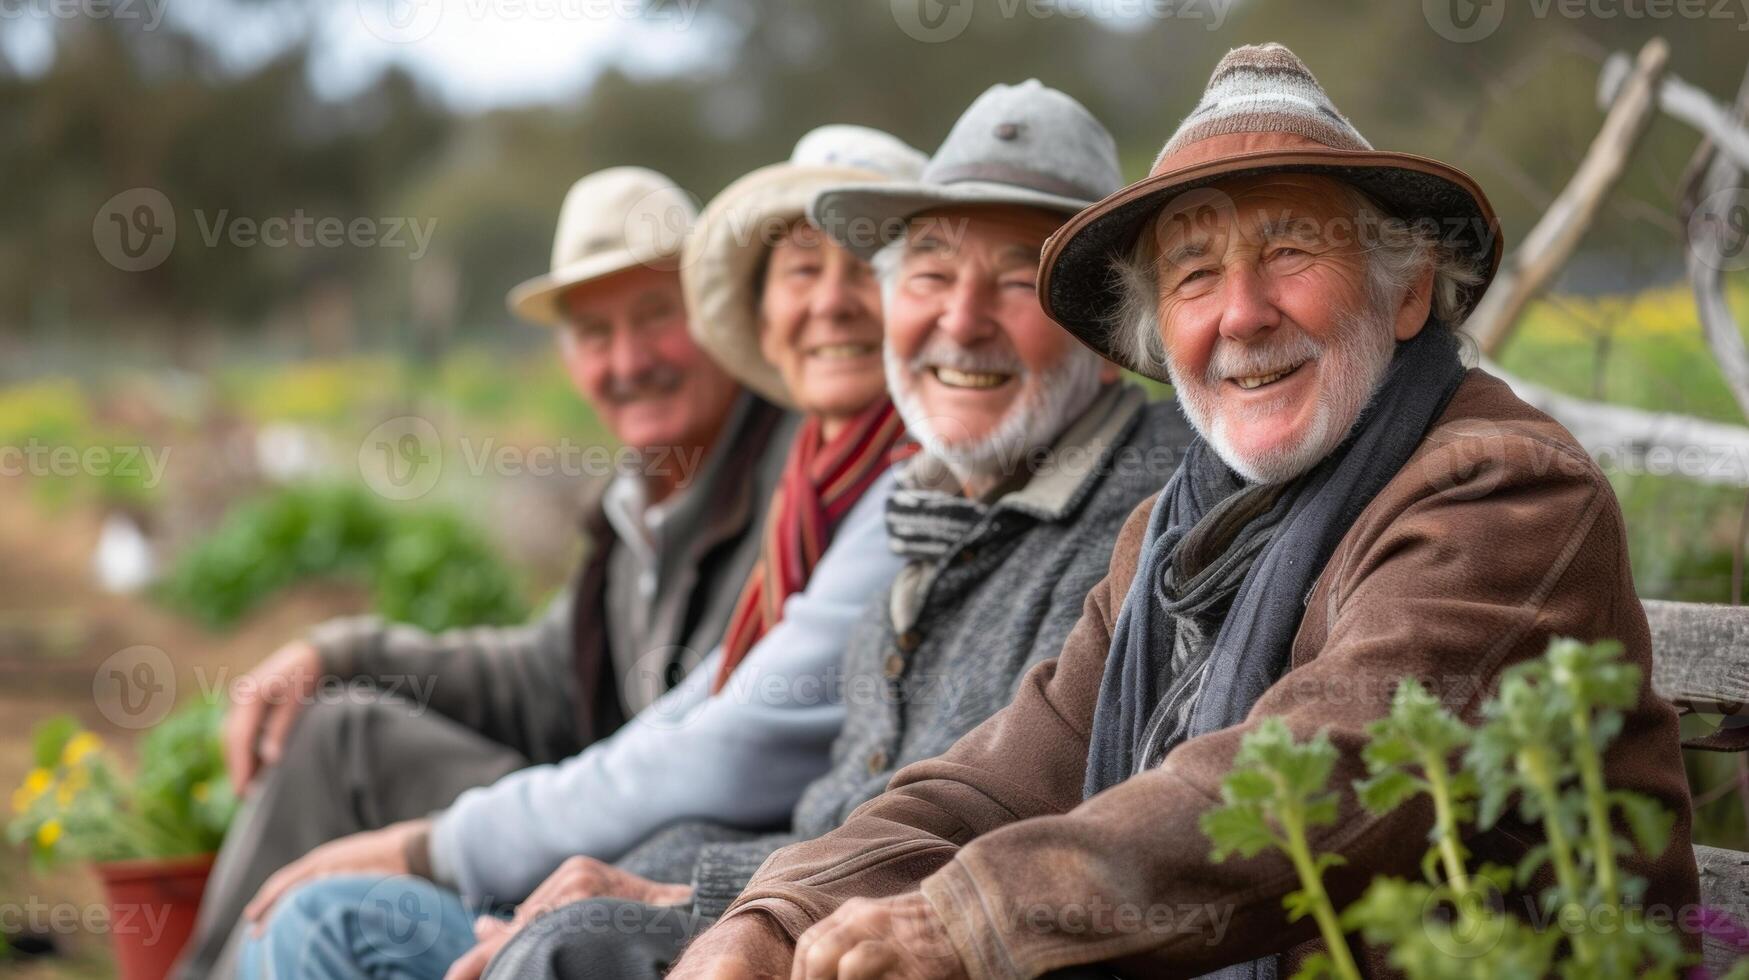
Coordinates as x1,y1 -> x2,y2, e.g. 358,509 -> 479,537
904,337 -> 1026,378
1204,331 -> 1322,386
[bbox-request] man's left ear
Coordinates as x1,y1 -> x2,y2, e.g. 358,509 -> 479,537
1393,266 -> 1436,341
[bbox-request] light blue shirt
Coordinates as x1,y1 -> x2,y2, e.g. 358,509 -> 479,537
429,468 -> 903,903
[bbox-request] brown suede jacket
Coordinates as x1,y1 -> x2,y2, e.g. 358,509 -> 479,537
719,370 -> 1700,978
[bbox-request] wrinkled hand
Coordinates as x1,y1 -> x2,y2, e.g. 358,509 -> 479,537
223,639 -> 324,793
244,818 -> 427,927
791,893 -> 966,980
666,913 -> 795,979
442,856 -> 693,980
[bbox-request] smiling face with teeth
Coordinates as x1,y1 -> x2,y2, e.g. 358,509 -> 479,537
756,220 -> 888,438
883,206 -> 1112,492
1146,174 -> 1435,484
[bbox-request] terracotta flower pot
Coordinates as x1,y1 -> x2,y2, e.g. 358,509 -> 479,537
91,853 -> 215,980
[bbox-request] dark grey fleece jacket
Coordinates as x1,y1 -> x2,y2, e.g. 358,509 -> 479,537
614,383 -> 1193,917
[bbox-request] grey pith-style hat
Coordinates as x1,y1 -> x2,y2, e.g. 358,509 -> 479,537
682,126 -> 928,406
1038,43 -> 1503,381
808,80 -> 1124,261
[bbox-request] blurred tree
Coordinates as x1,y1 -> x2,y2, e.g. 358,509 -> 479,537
0,0 -> 1744,357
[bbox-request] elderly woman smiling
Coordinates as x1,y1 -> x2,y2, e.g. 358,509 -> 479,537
683,124 -> 929,692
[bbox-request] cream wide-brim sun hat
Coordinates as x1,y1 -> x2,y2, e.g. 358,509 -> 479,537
507,167 -> 697,327
681,126 -> 927,407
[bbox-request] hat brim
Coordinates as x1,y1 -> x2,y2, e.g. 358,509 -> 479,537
684,163 -> 896,407
506,249 -> 681,327
1038,148 -> 1504,382
811,180 -> 1096,261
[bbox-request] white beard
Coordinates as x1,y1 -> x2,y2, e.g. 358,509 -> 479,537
1168,302 -> 1398,485
886,338 -> 1105,489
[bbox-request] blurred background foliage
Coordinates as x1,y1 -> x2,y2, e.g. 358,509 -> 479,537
4,0 -> 1748,359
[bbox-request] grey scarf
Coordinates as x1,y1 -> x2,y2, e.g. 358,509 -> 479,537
1083,326 -> 1467,979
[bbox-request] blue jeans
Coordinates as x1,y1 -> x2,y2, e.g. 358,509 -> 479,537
238,875 -> 498,980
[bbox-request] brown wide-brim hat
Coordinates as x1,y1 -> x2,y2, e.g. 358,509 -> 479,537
1039,43 -> 1504,382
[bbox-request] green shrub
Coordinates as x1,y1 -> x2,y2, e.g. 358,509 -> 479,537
154,483 -> 527,632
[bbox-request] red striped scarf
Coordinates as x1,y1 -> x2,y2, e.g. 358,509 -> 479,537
712,398 -> 912,694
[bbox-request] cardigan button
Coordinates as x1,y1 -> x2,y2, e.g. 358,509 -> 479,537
896,630 -> 922,652
867,748 -> 888,774
883,653 -> 905,679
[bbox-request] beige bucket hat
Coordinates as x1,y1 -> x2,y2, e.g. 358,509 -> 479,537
681,126 -> 927,406
507,167 -> 696,327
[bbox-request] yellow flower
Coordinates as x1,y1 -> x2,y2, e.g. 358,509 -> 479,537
11,768 -> 51,814
36,819 -> 62,848
191,782 -> 211,804
61,732 -> 103,767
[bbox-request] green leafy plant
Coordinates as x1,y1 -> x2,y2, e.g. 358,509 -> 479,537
7,703 -> 236,868
1202,638 -> 1704,980
1202,717 -> 1359,980
154,483 -> 527,632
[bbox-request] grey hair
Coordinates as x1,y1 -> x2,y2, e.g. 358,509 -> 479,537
1107,182 -> 1486,376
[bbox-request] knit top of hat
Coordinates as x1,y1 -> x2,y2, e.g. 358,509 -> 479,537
1153,43 -> 1372,172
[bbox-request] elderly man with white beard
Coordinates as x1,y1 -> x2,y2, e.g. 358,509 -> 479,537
473,79 -> 1194,980
669,44 -> 1698,980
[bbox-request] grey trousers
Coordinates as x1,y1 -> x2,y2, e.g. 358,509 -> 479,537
479,897 -> 1123,980
172,698 -> 540,980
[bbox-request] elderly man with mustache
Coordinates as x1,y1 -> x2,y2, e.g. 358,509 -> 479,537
466,80 -> 1194,980
669,44 -> 1699,980
175,167 -> 795,980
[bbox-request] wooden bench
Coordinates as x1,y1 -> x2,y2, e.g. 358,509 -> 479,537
1645,599 -> 1749,974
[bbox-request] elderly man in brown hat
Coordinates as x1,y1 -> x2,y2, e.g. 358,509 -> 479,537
670,44 -> 1699,980
176,167 -> 795,980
